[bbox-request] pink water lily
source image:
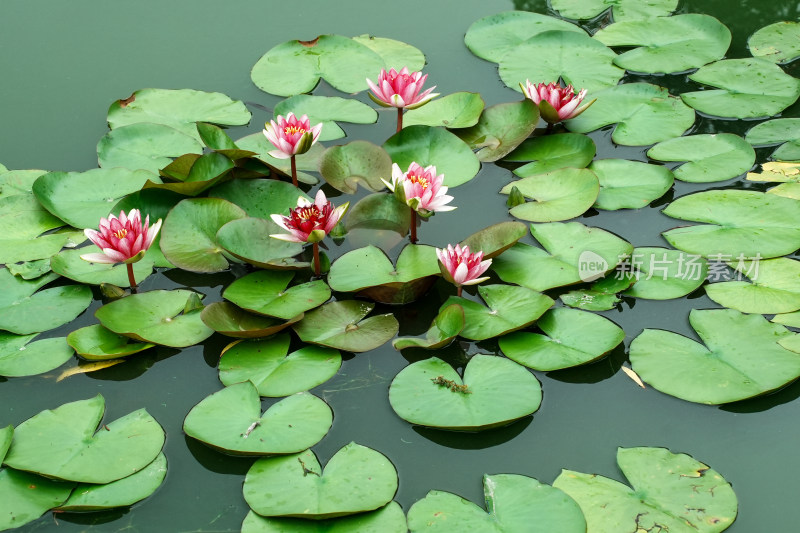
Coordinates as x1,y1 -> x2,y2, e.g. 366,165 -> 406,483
436,244 -> 492,296
382,162 -> 455,217
520,80 -> 595,124
367,67 -> 439,110
263,112 -> 322,159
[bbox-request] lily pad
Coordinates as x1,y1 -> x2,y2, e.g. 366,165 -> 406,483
623,247 -> 708,300
146,151 -> 235,196
96,289 -> 213,348
594,14 -> 731,74
251,35 -> 385,96
500,167 -> 599,222
407,474 -> 585,532
224,271 -> 330,320
508,133 -> 596,177
591,159 -> 673,210
67,324 -> 155,361
705,257 -> 800,314
201,302 -> 301,339
459,221 -> 528,259
216,218 -> 307,270
319,141 -> 393,193
768,182 -> 800,200
292,301 -> 399,352
492,222 -> 633,291
0,230 -> 86,265
560,274 -> 636,311
6,258 -> 52,280
550,0 -> 677,21
210,178 -> 310,219
0,426 -> 10,462
499,30 -> 624,94
241,502 -> 407,533
662,189 -> 800,259
389,354 -> 541,430
748,161 -> 800,183
236,133 -> 324,185
392,304 -> 465,350
454,100 -> 538,162
630,309 -> 800,404
243,443 -> 398,519
0,169 -> 48,199
351,34 -> 426,71
404,92 -> 485,128
748,21 -> 800,64
0,333 -> 74,377
184,382 -> 331,456
0,468 -> 74,531
57,452 -> 167,512
275,95 -> 377,142
344,192 -> 411,236
383,125 -> 480,188
96,122 -> 203,174
219,334 -> 341,396
554,447 -> 737,532
566,83 -> 695,146
647,134 -> 755,183
4,395 -> 165,483
51,246 -> 154,287
745,118 -> 800,160
0,193 -> 64,239
160,198 -> 246,273
681,58 -> 800,118
499,308 -> 624,371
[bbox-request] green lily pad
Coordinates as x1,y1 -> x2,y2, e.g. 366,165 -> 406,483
241,502 -> 407,533
492,222 -> 633,291
0,193 -> 64,239
251,35 -> 385,96
184,382 -> 331,456
404,92 -> 485,128
681,58 -> 800,118
594,14 -> 731,74
32,168 -> 157,229
773,310 -> 800,328
454,100 -> 539,162
647,134 -> 755,183
67,324 -> 155,361
0,169 -> 48,199
508,133 -> 596,177
6,258 -> 52,280
328,245 -> 439,304
344,192 -> 411,237
768,182 -> 800,200
554,447 -> 737,533
292,301 -> 399,353
745,118 -> 800,160
499,30 -> 624,94
236,133 -> 324,185
389,354 -> 541,430
630,309 -> 800,404
4,395 -> 165,483
96,289 -> 213,348
441,284 -> 553,341
591,159 -> 673,210
623,247 -> 708,300
51,246 -> 154,287
499,308 -> 624,371
662,189 -> 800,259
383,125 -> 480,188
57,452 -> 167,512
0,333 -> 74,377
392,304 -> 465,350
200,302 -> 301,339
219,334 -> 341,396
106,88 -> 251,139
0,426 -> 12,464
705,257 -> 800,314
501,167 -> 599,222
0,230 -> 85,265
209,178 -> 310,219
407,474 -> 585,532
216,218 -> 307,270
459,221 -> 528,259
275,95 -> 377,142
0,468 -> 74,531
96,122 -> 203,174
464,11 -> 586,63
566,83 -> 695,146
224,271 -> 330,320
160,197 -> 246,273
243,443 -> 398,519
319,141 -> 393,194
351,34 -> 426,71
748,21 -> 800,64
560,274 -> 636,311
146,151 -> 235,196
550,0 -> 677,21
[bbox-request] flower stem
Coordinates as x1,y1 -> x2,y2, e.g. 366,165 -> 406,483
545,122 -> 554,134
397,108 -> 403,133
409,209 -> 417,244
313,242 -> 321,277
290,155 -> 298,187
457,286 -> 462,297
126,263 -> 138,294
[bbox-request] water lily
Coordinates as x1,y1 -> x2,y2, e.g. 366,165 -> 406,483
81,209 -> 162,292
436,244 -> 492,297
263,112 -> 323,186
270,190 -> 348,275
382,162 -> 455,244
520,80 -> 595,128
367,67 -> 439,132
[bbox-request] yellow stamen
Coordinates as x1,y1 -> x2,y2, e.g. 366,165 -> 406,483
284,126 -> 307,135
298,207 -> 320,220
113,229 -> 128,239
408,173 -> 429,189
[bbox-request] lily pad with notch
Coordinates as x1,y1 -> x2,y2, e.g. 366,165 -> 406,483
705,257 -> 800,314
508,133 -> 596,177
647,134 -> 755,183
200,302 -> 302,339
0,333 -> 74,377
352,34 -> 426,71
292,301 -> 399,352
591,159 -> 674,210
404,92 -> 485,129
501,167 -> 599,222
454,100 -> 539,162
392,304 -> 465,350
67,324 -> 155,361
274,95 -> 377,142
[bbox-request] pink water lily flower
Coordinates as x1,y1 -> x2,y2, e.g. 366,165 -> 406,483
382,162 -> 455,217
81,209 -> 162,265
437,244 -> 492,296
520,80 -> 595,124
271,190 -> 348,244
263,112 -> 323,160
367,67 -> 439,110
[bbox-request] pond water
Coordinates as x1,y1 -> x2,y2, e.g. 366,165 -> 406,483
2,0 -> 800,531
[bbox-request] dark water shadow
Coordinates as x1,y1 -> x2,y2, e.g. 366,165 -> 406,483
545,344 -> 627,384
84,347 -> 179,382
413,416 -> 533,450
400,342 -> 469,369
184,435 -> 255,476
53,508 -> 129,526
720,379 -> 800,414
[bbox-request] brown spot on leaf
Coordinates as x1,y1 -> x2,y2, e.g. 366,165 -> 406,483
299,37 -> 320,48
118,93 -> 136,108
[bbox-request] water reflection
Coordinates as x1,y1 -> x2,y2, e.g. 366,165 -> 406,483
413,415 -> 533,449
184,435 -> 255,476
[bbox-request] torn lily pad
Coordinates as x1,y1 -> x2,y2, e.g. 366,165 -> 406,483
67,324 -> 155,361
292,300 -> 399,352
647,134 -> 755,183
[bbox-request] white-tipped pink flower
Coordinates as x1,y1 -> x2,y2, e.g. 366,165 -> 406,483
437,244 -> 492,292
270,190 -> 348,244
382,162 -> 455,217
263,112 -> 323,159
520,80 -> 595,124
81,209 -> 162,265
367,67 -> 439,109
